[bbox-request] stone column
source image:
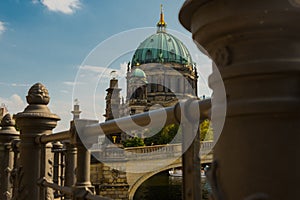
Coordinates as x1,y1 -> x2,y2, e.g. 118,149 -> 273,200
180,1 -> 300,199
0,114 -> 19,199
75,136 -> 92,188
72,119 -> 95,200
64,142 -> 77,187
64,142 -> 77,200
14,83 -> 60,200
64,121 -> 77,200
52,141 -> 63,198
182,120 -> 201,200
181,99 -> 202,200
11,139 -> 20,199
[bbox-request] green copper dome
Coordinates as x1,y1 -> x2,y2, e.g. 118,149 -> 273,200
131,31 -> 193,66
131,68 -> 146,78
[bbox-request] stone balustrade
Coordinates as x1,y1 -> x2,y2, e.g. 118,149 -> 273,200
0,82 -> 211,200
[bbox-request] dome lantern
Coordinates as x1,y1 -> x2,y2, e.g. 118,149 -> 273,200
157,4 -> 167,32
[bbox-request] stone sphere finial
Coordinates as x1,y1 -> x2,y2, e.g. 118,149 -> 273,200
1,113 -> 15,127
26,83 -> 50,105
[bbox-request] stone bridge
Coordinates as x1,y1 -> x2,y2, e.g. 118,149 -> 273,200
90,141 -> 213,199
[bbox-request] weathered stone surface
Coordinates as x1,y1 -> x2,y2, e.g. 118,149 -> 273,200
0,114 -> 19,200
14,83 -> 59,200
26,83 -> 50,105
180,1 -> 300,199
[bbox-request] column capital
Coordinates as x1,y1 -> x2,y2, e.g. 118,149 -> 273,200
0,114 -> 19,142
14,83 -> 60,133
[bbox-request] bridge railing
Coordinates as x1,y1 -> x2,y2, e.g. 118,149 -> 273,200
124,141 -> 213,158
0,83 -> 211,200
79,98 -> 211,200
0,114 -> 19,199
125,143 -> 181,153
0,83 -> 114,200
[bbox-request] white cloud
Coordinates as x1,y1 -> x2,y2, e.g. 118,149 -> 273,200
119,62 -> 128,76
38,0 -> 81,14
60,90 -> 69,94
48,99 -> 72,132
0,82 -> 31,87
80,65 -> 109,74
0,94 -> 26,115
10,94 -> 24,107
80,64 -> 127,79
11,83 -> 31,87
0,21 -> 6,35
70,64 -> 127,124
63,81 -> 84,86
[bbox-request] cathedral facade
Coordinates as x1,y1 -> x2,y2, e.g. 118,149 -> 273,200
103,7 -> 199,142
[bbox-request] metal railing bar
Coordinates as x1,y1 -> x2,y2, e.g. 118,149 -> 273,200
82,99 -> 211,139
40,179 -> 111,200
85,192 -> 112,200
39,179 -> 72,195
82,106 -> 180,138
35,130 -> 71,144
187,98 -> 211,121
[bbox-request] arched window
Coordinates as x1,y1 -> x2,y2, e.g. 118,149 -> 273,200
146,50 -> 152,62
147,76 -> 151,92
170,49 -> 176,61
177,77 -> 181,93
158,78 -> 163,92
168,76 -> 172,92
151,77 -> 157,92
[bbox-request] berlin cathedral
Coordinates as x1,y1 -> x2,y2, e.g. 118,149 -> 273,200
102,6 -> 199,143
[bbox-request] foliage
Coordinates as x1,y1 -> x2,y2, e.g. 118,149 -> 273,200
200,119 -> 213,141
133,120 -> 213,147
122,137 -> 145,147
143,120 -> 213,146
144,124 -> 180,146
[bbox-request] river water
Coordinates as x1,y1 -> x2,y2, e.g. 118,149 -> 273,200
134,171 -> 210,200
134,171 -> 182,200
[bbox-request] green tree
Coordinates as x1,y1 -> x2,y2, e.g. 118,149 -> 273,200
200,119 -> 213,141
144,124 -> 180,145
143,120 -> 213,146
122,137 -> 145,147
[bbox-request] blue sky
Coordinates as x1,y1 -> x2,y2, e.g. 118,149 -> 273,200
0,0 -> 212,131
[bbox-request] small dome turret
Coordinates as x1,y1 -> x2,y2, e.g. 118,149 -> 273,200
131,68 -> 146,78
130,68 -> 147,84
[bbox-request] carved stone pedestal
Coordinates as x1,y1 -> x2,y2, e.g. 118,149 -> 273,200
180,1 -> 300,199
15,83 -> 60,200
0,114 -> 19,200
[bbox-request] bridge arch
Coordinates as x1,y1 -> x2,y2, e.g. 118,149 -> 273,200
128,162 -> 182,200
